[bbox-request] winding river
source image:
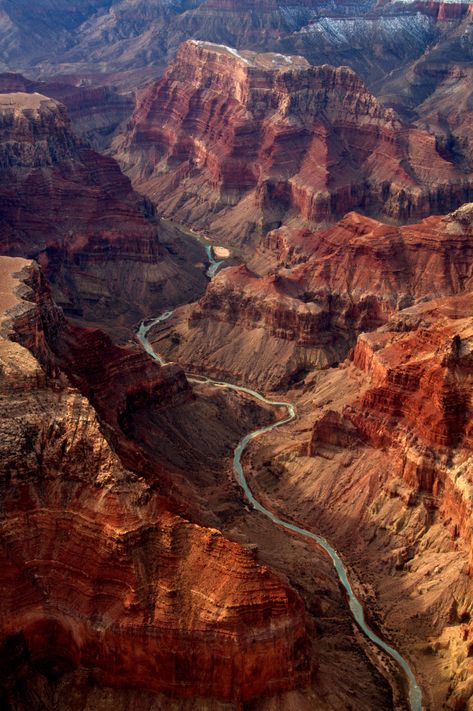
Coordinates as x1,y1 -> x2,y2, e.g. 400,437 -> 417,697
137,312 -> 423,711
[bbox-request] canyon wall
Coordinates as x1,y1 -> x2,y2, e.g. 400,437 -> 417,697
113,39 -> 473,246
0,72 -> 134,150
0,90 -> 207,338
154,207 -> 473,388
0,0 -> 470,89
0,256 -> 312,709
239,289 -> 472,710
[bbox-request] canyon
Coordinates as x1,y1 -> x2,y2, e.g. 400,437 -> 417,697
0,3 -> 472,711
0,90 -> 207,339
112,39 -> 473,246
0,253 -> 398,711
145,205 -> 473,709
152,207 -> 473,388
1,0 -> 472,88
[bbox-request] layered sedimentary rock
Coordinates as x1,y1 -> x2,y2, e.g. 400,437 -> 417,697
0,91 -> 207,338
0,0 -> 470,90
0,72 -> 134,150
0,256 -> 312,709
155,208 -> 473,387
113,39 -> 473,245
241,290 -> 472,710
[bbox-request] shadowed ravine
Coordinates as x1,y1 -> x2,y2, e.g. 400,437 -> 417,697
137,312 -> 423,711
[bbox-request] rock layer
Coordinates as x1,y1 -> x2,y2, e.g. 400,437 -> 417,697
243,290 -> 472,710
0,256 -> 312,708
0,72 -> 134,150
113,39 -> 473,245
154,208 -> 473,388
0,90 -> 207,338
0,0 -> 470,90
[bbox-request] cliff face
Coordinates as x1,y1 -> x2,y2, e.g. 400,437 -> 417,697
238,289 -> 472,711
155,208 -> 473,388
344,294 -> 473,557
0,256 -> 312,709
113,39 -> 473,245
0,72 -> 134,150
0,0 -> 470,90
0,91 -> 207,338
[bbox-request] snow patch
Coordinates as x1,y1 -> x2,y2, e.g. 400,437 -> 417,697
191,40 -> 251,65
298,13 -> 433,47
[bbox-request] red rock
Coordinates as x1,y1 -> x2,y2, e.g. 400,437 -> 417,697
0,256 -> 312,706
113,40 -> 473,245
0,72 -> 133,150
341,294 -> 473,566
0,91 -> 207,336
158,208 -> 473,388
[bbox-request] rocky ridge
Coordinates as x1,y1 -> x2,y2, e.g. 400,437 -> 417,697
113,39 -> 473,246
1,0 -> 472,89
0,90 -> 207,338
0,72 -> 134,150
153,208 -> 473,388
0,255 -> 313,709
239,290 -> 473,710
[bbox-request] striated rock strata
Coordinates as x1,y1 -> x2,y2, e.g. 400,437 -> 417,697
113,39 -> 473,245
0,72 -> 134,150
0,90 -> 207,338
243,291 -> 472,710
0,0 -> 471,92
154,208 -> 473,388
0,256 -> 312,708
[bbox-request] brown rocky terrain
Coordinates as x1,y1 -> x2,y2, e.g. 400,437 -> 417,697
152,207 -> 473,388
242,291 -> 473,710
0,254 -> 402,711
1,0 -> 471,91
0,257 -> 314,710
112,39 -> 473,246
138,203 -> 472,709
0,90 -> 207,339
1,4 -> 472,709
0,72 -> 134,150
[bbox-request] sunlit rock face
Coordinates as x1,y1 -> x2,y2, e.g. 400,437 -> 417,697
0,256 -> 312,709
113,39 -> 473,246
154,208 -> 473,389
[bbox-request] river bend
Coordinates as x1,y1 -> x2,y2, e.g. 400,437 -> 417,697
137,312 -> 423,711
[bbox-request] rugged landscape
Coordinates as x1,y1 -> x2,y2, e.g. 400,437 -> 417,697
0,2 -> 472,711
112,39 -> 473,246
0,90 -> 207,338
1,0 -> 473,88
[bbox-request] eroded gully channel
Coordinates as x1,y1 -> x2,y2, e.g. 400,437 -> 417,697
136,246 -> 423,711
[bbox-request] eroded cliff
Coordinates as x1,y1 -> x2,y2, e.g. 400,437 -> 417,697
0,256 -> 314,709
152,208 -> 473,388
113,39 -> 473,245
0,91 -> 207,340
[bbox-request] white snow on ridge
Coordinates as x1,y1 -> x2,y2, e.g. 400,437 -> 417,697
191,40 -> 251,65
298,13 -> 433,46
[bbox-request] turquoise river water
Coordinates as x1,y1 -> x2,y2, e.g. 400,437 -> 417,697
137,310 -> 423,711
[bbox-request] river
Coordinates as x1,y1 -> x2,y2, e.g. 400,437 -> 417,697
137,313 -> 423,711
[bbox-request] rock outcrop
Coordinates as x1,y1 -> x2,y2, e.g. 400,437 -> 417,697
0,0 -> 470,90
0,72 -> 134,150
113,39 -> 473,245
0,91 -> 207,338
241,289 -> 472,710
0,256 -> 312,709
154,208 -> 473,388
